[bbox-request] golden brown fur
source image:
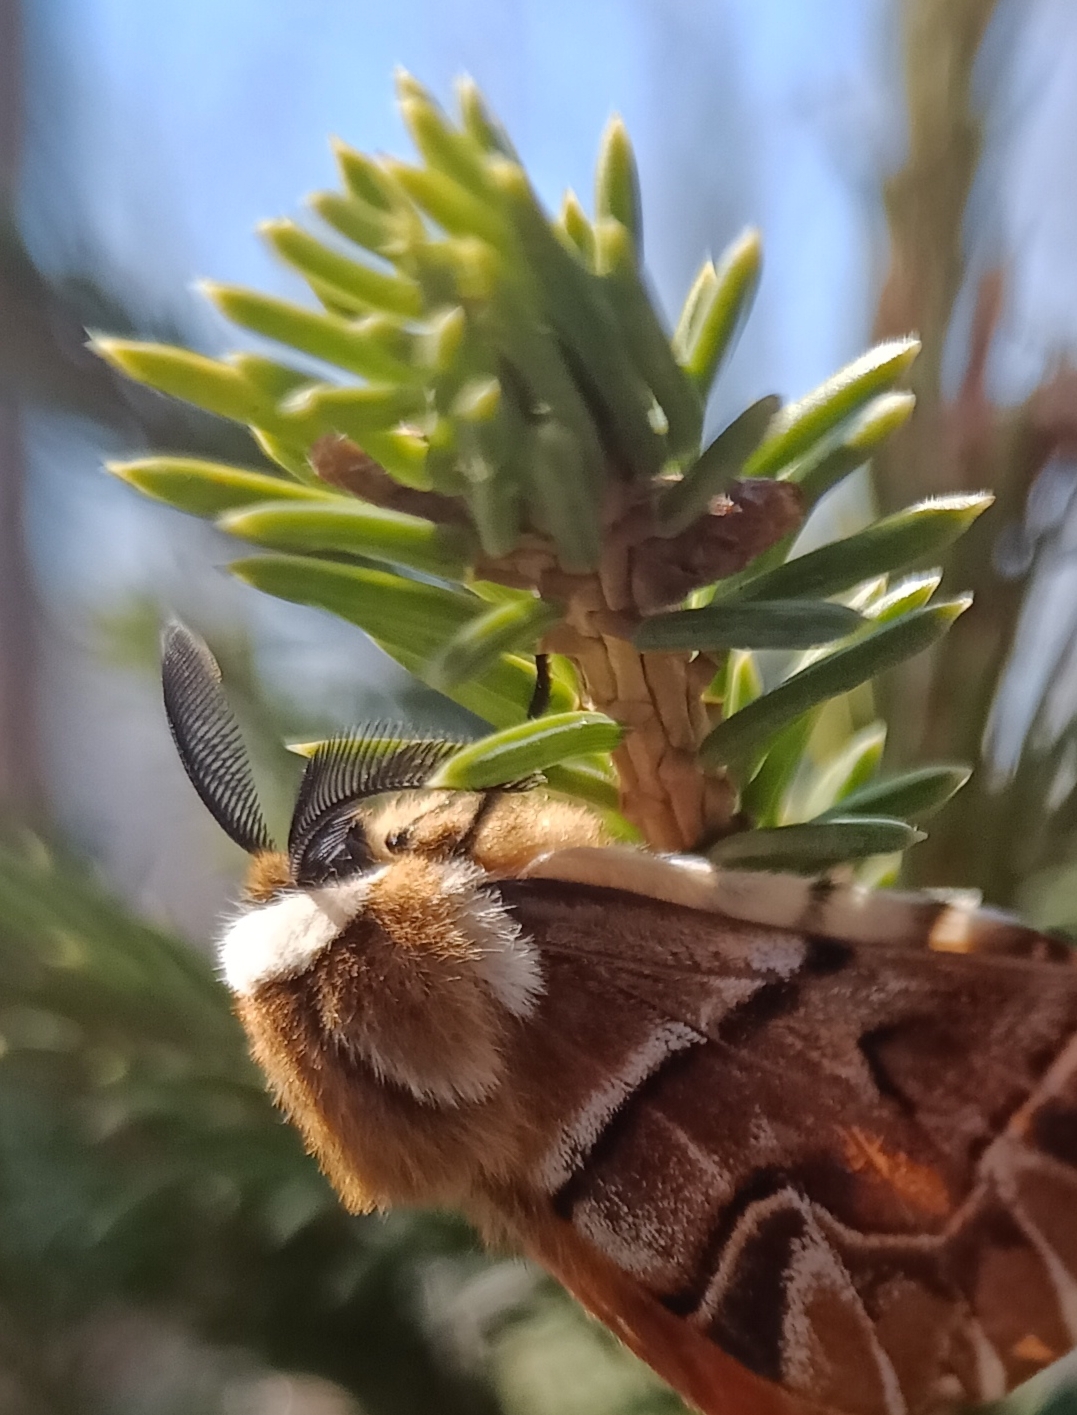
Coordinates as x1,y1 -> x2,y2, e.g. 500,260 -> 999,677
240,793 -> 608,906
244,850 -> 292,902
364,790 -> 608,872
322,856 -> 511,1105
231,790 -> 607,1213
236,971 -> 530,1212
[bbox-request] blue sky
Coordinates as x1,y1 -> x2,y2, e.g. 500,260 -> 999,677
21,0 -> 896,402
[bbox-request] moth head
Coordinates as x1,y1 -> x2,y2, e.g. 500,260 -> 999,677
160,622 -> 548,1112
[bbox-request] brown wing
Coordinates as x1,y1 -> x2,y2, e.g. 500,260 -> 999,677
492,876 -> 1077,1415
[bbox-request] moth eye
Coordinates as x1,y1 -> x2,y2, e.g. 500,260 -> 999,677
288,729 -> 460,886
294,818 -> 374,887
385,827 -> 412,853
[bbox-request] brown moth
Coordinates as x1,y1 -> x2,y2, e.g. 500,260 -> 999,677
163,622 -> 1077,1415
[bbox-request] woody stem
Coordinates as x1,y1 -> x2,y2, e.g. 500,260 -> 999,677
549,580 -> 735,853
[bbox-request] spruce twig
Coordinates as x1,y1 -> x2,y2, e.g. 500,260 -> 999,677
99,73 -> 977,871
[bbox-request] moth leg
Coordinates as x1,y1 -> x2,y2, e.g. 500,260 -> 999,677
452,654 -> 550,857
453,790 -> 503,858
376,791 -> 506,861
527,652 -> 551,720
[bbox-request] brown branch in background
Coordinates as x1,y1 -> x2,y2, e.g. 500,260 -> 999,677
872,0 -> 996,506
0,401 -> 42,817
0,0 -> 44,821
1023,364 -> 1077,463
872,0 -> 1077,901
871,0 -> 1005,888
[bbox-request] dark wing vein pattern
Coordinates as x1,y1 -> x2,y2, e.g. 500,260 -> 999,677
501,877 -> 1077,1415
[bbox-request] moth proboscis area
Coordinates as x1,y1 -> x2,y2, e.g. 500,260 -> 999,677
162,620 -> 1077,1415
